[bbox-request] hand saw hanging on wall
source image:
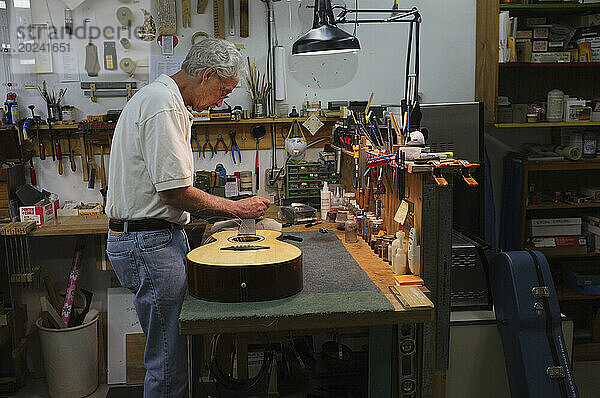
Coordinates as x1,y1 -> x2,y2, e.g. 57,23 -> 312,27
213,0 -> 225,38
157,0 -> 177,35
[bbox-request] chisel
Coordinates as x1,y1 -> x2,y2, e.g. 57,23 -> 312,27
56,134 -> 63,175
68,133 -> 76,172
88,141 -> 96,189
81,133 -> 89,182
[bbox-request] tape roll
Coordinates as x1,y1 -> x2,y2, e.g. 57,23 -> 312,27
116,7 -> 133,26
120,37 -> 131,49
120,58 -> 136,76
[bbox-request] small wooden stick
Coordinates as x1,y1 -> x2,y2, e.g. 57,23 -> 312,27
40,296 -> 67,329
43,276 -> 61,313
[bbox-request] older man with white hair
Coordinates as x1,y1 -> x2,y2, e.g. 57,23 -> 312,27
106,38 -> 270,397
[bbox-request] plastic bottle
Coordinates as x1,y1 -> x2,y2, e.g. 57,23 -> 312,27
394,234 -> 407,275
320,181 -> 331,220
546,89 -> 564,122
583,130 -> 597,158
390,231 -> 401,269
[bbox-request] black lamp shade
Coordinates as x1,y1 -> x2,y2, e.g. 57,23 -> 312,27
292,0 -> 361,55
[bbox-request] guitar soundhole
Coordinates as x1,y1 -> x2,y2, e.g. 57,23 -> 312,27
228,235 -> 264,243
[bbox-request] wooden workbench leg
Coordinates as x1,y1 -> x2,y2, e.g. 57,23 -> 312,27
187,335 -> 193,398
187,335 -> 204,398
369,325 -> 393,398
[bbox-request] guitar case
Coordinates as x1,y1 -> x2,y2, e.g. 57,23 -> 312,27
489,250 -> 578,398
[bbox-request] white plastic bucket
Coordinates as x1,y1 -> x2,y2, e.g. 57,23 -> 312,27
37,316 -> 98,397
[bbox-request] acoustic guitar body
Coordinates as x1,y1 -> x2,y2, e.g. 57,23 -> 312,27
186,230 -> 303,302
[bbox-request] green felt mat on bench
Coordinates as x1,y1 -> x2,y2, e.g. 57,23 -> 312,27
180,290 -> 393,322
180,231 -> 394,322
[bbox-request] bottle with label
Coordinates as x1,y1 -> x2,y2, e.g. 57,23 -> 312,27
4,92 -> 19,125
390,231 -> 401,271
394,236 -> 407,275
583,130 -> 597,158
546,89 -> 564,122
320,181 -> 331,220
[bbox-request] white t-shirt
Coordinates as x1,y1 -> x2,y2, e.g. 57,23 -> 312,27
106,74 -> 193,225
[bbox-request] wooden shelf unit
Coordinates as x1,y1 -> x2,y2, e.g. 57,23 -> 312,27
32,117 -> 339,130
519,157 -> 600,172
527,203 -> 600,211
500,3 -> 600,12
510,152 -> 600,352
557,283 -> 600,302
495,122 -> 600,128
499,62 -> 600,68
23,117 -> 338,160
476,0 -> 600,125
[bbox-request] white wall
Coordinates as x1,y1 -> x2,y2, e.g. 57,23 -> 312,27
2,0 -> 477,330
4,0 -> 476,118
3,0 -> 476,203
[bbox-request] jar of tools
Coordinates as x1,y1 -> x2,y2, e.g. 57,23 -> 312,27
382,235 -> 395,263
252,98 -> 267,118
335,210 -> 348,230
344,215 -> 358,243
370,219 -> 384,250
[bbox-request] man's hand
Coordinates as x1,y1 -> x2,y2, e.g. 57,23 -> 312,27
233,196 -> 270,219
157,186 -> 270,219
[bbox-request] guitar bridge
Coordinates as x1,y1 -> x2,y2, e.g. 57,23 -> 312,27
221,245 -> 270,251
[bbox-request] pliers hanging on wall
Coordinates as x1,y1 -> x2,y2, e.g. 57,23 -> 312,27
202,127 -> 214,158
229,130 -> 241,164
191,131 -> 202,158
215,133 -> 228,154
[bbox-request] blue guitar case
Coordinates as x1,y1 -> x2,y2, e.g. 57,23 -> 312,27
489,250 -> 578,398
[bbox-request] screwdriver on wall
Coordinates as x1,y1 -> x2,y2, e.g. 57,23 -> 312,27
29,105 -> 45,160
68,134 -> 76,172
56,134 -> 63,175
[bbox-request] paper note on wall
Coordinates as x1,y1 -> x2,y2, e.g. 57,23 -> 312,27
394,200 -> 409,224
59,47 -> 80,82
149,55 -> 185,83
31,24 -> 53,74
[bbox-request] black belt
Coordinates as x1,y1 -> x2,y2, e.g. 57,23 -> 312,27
109,218 -> 182,232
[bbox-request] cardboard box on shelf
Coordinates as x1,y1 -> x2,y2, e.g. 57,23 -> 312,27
19,199 -> 59,226
516,30 -> 533,39
570,13 -> 600,28
531,52 -> 570,63
533,26 -> 550,39
533,40 -> 548,52
78,203 -> 103,216
527,217 -> 582,237
516,41 -> 533,62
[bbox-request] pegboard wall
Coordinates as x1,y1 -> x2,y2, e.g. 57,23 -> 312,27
0,0 -> 477,203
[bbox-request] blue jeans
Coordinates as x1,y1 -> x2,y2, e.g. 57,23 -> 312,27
107,226 -> 189,398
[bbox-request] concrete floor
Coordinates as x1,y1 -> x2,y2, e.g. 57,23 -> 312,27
10,379 -> 110,398
574,360 -> 600,398
8,361 -> 600,397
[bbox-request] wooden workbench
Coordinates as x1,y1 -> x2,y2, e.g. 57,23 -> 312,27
29,215 -> 109,236
180,222 -> 434,397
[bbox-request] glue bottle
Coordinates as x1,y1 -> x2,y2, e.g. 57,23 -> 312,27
391,230 -> 401,270
394,231 -> 407,275
321,181 -> 331,220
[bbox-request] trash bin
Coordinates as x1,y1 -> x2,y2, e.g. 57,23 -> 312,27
37,316 -> 98,397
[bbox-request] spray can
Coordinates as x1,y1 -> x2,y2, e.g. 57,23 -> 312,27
4,92 -> 19,125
